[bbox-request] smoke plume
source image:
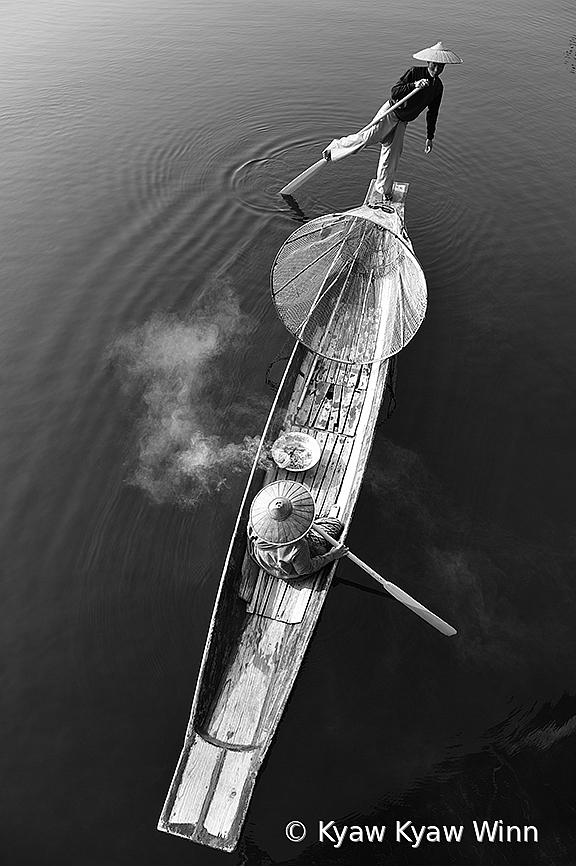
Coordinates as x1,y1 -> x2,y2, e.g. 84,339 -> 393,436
109,279 -> 272,507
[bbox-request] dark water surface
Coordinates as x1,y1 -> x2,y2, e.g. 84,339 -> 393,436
1,0 -> 576,864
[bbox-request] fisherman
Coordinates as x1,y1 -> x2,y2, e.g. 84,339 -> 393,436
248,481 -> 349,580
322,41 -> 463,201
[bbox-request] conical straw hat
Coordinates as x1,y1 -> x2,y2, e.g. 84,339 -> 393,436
249,480 -> 315,545
413,41 -> 463,64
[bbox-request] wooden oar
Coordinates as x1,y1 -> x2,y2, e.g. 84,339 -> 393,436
279,159 -> 327,197
278,86 -> 423,197
313,523 -> 457,636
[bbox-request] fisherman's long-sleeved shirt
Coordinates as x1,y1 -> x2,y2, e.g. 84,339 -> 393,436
390,66 -> 443,139
247,527 -> 336,579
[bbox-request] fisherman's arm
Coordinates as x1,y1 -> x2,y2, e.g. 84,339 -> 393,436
424,91 -> 442,153
290,541 -> 349,576
391,67 -> 428,101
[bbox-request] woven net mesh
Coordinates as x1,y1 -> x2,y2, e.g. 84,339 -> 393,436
271,212 -> 427,363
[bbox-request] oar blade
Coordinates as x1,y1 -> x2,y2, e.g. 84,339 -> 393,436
279,158 -> 327,196
380,582 -> 457,636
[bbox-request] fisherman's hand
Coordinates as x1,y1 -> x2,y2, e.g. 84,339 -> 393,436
330,543 -> 350,560
424,139 -> 433,154
415,78 -> 429,89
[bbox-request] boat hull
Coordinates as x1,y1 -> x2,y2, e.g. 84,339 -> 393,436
158,181 -> 424,850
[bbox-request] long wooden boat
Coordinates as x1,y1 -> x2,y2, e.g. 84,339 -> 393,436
158,180 -> 427,851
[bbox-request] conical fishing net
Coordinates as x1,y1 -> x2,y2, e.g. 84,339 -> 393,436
271,211 -> 427,364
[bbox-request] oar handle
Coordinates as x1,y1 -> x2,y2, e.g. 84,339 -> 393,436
363,84 -> 422,131
312,523 -> 457,637
314,523 -> 344,548
314,525 -> 381,574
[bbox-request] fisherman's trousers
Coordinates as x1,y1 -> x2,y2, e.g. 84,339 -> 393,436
325,100 -> 407,197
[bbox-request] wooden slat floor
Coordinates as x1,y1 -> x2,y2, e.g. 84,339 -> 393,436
242,350 -> 374,624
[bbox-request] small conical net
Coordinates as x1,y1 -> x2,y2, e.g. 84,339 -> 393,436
271,211 -> 427,364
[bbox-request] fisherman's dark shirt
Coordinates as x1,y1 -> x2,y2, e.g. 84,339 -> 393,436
390,66 -> 443,139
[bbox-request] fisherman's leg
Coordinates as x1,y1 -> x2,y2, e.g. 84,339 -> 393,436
374,121 -> 407,197
308,518 -> 344,556
325,106 -> 398,162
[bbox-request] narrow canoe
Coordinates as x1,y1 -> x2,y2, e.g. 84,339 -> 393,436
158,180 -> 427,851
